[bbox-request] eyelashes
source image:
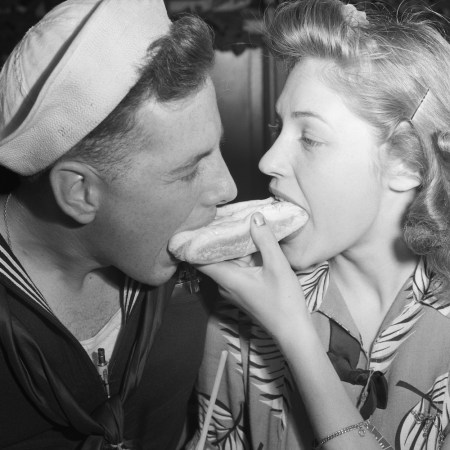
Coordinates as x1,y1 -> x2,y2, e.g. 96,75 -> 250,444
267,121 -> 325,151
301,136 -> 323,148
180,167 -> 200,182
268,121 -> 282,139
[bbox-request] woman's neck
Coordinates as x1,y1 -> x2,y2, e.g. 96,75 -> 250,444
331,237 -> 419,313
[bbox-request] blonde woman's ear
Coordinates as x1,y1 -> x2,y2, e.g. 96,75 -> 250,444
387,160 -> 421,192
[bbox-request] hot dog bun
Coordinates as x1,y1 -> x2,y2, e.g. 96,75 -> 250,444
168,198 -> 308,264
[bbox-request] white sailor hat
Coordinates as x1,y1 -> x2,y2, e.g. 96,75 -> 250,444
0,0 -> 170,175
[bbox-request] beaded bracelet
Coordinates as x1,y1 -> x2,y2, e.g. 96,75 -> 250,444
313,420 -> 370,449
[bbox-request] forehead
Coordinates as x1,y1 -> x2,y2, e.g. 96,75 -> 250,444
134,78 -> 222,168
279,58 -> 370,130
278,58 -> 342,114
278,58 -> 381,150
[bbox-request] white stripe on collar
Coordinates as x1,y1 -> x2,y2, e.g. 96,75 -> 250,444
0,234 -> 141,320
0,237 -> 52,314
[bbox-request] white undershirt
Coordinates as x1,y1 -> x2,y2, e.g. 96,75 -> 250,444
80,308 -> 122,365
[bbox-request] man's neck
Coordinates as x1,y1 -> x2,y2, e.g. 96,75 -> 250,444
1,192 -> 122,340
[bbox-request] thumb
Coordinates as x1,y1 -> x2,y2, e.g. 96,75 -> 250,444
250,212 -> 291,271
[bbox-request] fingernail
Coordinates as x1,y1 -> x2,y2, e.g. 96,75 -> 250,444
253,213 -> 265,227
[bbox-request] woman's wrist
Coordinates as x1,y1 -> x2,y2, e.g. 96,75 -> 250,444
271,312 -> 317,354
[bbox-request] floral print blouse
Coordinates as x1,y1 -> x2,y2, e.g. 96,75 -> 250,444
192,258 -> 450,449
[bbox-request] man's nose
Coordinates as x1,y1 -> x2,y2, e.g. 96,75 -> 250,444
207,156 -> 238,206
217,164 -> 238,206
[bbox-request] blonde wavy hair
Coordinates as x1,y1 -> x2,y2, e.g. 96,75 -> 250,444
265,0 -> 450,285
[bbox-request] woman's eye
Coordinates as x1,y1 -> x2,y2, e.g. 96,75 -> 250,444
301,136 -> 323,148
268,121 -> 282,138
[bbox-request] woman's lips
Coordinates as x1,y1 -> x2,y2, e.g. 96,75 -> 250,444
270,193 -> 309,244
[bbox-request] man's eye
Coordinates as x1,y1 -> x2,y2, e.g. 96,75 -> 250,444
180,167 -> 200,182
268,121 -> 282,138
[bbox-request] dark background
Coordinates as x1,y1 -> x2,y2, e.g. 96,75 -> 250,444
1,0 -> 449,63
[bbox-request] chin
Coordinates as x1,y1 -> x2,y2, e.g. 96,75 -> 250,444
143,264 -> 179,287
122,257 -> 179,287
280,241 -> 317,272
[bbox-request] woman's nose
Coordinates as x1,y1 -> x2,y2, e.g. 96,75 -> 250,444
259,138 -> 286,177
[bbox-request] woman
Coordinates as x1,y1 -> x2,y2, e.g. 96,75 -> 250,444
191,0 -> 450,449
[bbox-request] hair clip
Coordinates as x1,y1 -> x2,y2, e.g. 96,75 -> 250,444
410,89 -> 430,121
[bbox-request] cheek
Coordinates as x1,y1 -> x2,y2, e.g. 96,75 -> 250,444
283,170 -> 382,269
303,153 -> 380,212
149,204 -> 192,239
311,167 -> 382,234
125,196 -> 191,254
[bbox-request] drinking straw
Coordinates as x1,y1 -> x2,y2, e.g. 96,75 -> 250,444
196,350 -> 229,450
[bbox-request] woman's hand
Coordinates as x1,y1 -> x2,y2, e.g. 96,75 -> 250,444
197,213 -> 388,450
196,212 -> 309,338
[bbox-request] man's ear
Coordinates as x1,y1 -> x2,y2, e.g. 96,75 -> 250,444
49,161 -> 102,224
388,159 -> 421,192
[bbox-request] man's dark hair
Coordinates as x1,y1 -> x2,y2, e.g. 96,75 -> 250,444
58,14 -> 215,179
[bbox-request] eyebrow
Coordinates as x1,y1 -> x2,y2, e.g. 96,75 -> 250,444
292,110 -> 329,125
168,126 -> 224,176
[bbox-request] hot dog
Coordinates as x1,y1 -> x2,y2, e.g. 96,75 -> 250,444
168,198 -> 308,264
